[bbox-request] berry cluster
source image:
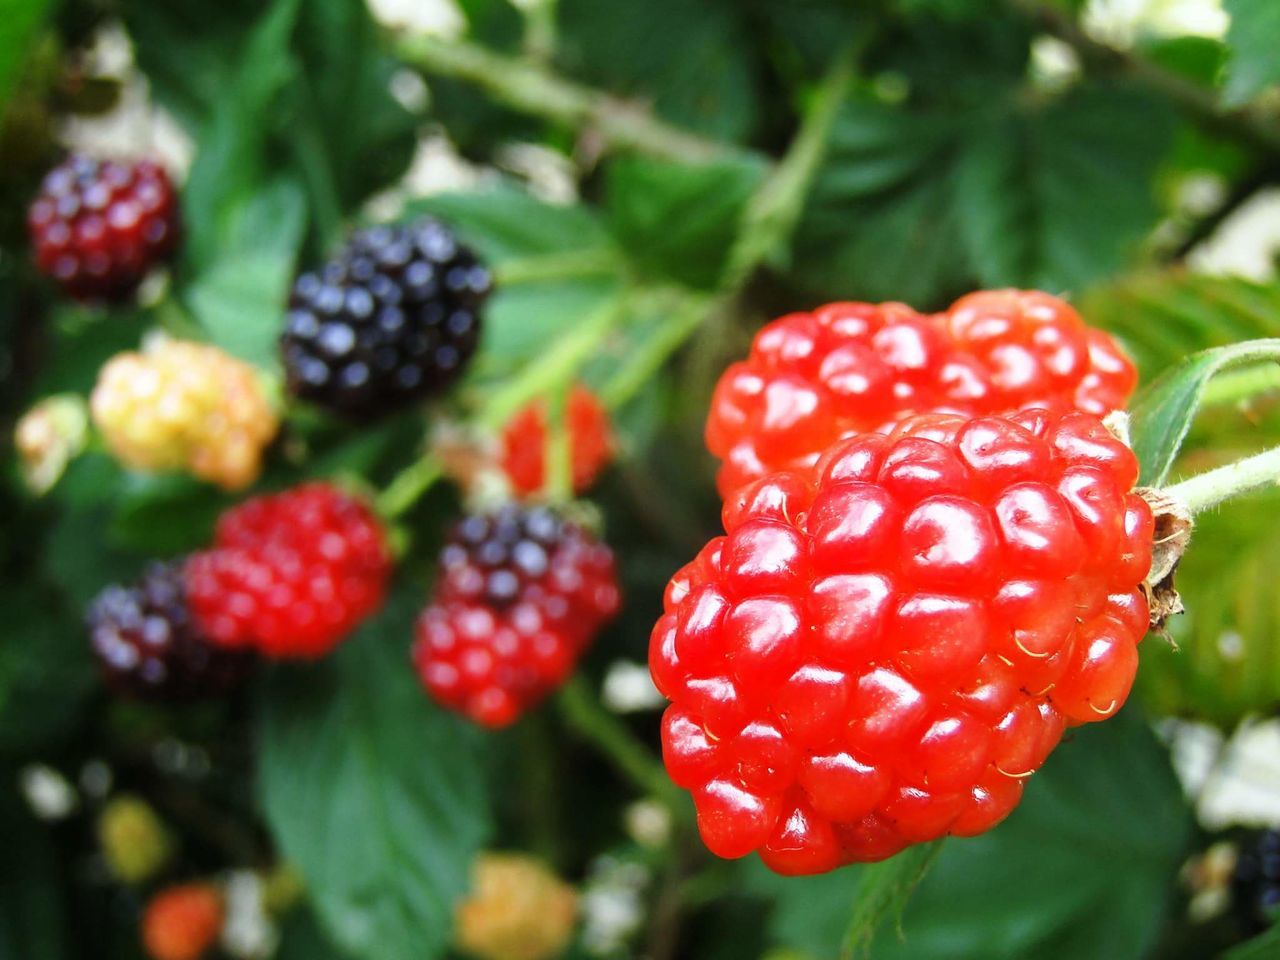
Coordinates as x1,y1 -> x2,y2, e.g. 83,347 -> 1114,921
281,218 -> 492,418
142,884 -> 223,960
28,155 -> 180,301
501,385 -> 613,496
455,854 -> 578,960
91,338 -> 278,490
651,408 -> 1151,874
1233,830 -> 1280,934
706,290 -> 1137,496
87,561 -> 254,700
414,505 -> 620,727
186,483 -> 392,659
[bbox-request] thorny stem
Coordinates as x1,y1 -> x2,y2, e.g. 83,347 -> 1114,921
1164,444 -> 1280,515
396,33 -> 734,165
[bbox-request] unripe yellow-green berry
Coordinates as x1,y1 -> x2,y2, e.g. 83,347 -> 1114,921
90,337 -> 278,490
98,794 -> 173,885
455,853 -> 577,960
14,394 -> 88,493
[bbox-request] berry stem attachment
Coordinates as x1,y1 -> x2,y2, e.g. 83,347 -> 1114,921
556,675 -> 687,814
376,455 -> 444,520
1164,444 -> 1280,515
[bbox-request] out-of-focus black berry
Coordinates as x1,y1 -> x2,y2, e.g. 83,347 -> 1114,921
280,218 -> 492,418
87,561 -> 254,699
1233,829 -> 1280,934
439,504 -> 567,608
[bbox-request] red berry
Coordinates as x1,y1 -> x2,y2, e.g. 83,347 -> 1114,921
414,505 -> 620,727
652,409 -> 1151,874
500,385 -> 613,496
28,155 -> 180,302
142,884 -> 222,960
185,483 -> 392,659
705,291 -> 1137,496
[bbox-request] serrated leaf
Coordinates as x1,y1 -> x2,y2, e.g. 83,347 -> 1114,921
1128,339 -> 1280,485
753,711 -> 1190,960
1223,0 -> 1280,106
259,593 -> 491,960
556,0 -> 760,141
606,154 -> 768,289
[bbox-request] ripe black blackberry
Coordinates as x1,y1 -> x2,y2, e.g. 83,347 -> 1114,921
87,561 -> 254,699
439,504 -> 570,606
280,218 -> 492,418
1233,830 -> 1280,934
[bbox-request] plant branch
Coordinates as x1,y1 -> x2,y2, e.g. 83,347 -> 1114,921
375,454 -> 444,519
396,33 -> 734,164
1009,0 -> 1280,157
721,37 -> 860,288
1200,363 -> 1280,408
1165,444 -> 1280,514
556,674 -> 685,811
1168,160 -> 1280,261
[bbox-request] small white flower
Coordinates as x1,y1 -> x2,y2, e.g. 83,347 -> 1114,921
19,765 -> 78,821
602,661 -> 665,713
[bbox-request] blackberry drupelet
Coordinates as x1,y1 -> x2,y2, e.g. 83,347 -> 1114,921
281,218 -> 492,418
87,561 -> 253,699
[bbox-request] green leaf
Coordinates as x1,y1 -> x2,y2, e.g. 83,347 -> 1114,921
556,0 -> 760,142
1223,0 -> 1280,106
186,177 -> 307,366
0,586 -> 94,754
795,84 -> 1174,307
606,154 -> 768,289
259,592 -> 492,960
755,711 -> 1190,960
1080,271 -> 1280,380
1222,921 -> 1280,960
0,781 -> 68,958
840,841 -> 943,958
0,0 -> 52,107
1128,339 -> 1280,485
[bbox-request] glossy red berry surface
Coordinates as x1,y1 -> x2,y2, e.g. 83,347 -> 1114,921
501,385 -> 613,496
414,505 -> 620,727
186,483 -> 391,659
28,155 -> 180,302
705,290 -> 1137,496
651,408 -> 1152,874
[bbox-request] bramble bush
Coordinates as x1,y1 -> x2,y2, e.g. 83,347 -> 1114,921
6,1 -> 1280,958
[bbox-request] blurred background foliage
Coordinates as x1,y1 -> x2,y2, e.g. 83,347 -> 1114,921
5,0 -> 1280,958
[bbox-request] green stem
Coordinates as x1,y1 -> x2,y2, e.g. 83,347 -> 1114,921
479,295 -> 628,430
375,454 -> 444,519
556,675 -> 684,811
493,249 -> 622,287
396,34 -> 732,164
721,38 -> 859,288
599,293 -> 714,411
1164,444 -> 1280,515
543,380 -> 575,502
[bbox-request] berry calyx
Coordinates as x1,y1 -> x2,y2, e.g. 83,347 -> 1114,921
500,385 -> 613,496
454,853 -> 578,960
142,884 -> 224,960
281,218 -> 492,418
706,291 -> 1137,496
414,504 -> 620,727
186,483 -> 392,659
87,560 -> 255,699
652,408 -> 1151,874
91,338 -> 279,490
28,154 -> 180,301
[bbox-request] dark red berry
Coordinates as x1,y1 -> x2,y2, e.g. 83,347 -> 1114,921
28,155 -> 180,302
281,218 -> 492,418
185,483 -> 392,659
414,505 -> 620,727
87,561 -> 253,699
653,408 -> 1151,874
706,291 -> 1137,496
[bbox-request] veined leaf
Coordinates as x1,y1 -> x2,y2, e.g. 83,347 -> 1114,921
1223,0 -> 1280,106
